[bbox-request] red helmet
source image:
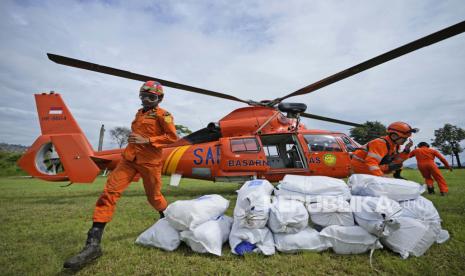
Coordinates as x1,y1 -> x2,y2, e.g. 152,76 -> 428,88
387,121 -> 419,138
140,80 -> 163,96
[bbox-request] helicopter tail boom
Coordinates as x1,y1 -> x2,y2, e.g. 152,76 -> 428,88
17,93 -> 102,183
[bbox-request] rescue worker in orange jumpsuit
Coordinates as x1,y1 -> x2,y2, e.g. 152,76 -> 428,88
64,81 -> 178,269
408,142 -> 452,195
351,121 -> 418,176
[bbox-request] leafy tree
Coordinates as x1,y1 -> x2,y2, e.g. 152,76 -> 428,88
0,151 -> 26,176
432,124 -> 465,168
350,121 -> 387,145
175,124 -> 192,137
110,127 -> 131,148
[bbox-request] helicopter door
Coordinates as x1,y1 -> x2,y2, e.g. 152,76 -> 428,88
219,136 -> 268,172
303,134 -> 351,178
259,134 -> 307,170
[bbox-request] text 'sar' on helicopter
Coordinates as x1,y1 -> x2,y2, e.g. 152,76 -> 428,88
17,21 -> 465,184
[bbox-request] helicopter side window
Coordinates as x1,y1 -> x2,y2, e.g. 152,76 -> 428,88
264,145 -> 279,157
230,138 -> 260,153
304,134 -> 342,152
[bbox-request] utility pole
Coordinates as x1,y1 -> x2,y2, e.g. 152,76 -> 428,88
98,124 -> 105,152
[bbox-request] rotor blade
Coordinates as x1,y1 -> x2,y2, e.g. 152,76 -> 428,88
47,53 -> 250,104
300,112 -> 363,127
276,20 -> 465,103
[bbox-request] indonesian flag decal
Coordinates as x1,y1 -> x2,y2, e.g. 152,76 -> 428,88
49,107 -> 63,115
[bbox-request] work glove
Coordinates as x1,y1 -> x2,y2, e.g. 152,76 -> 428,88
388,163 -> 402,172
403,139 -> 413,153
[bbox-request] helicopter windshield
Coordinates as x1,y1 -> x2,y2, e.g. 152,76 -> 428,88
304,134 -> 342,152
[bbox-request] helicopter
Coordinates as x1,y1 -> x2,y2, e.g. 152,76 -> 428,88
17,21 -> 465,184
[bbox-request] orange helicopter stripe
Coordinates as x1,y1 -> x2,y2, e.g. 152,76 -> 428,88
162,146 -> 181,174
165,145 -> 191,175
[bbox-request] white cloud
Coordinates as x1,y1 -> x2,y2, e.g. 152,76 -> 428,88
0,0 -> 464,162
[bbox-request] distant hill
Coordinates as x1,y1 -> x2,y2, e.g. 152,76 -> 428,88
0,143 -> 28,153
0,143 -> 28,176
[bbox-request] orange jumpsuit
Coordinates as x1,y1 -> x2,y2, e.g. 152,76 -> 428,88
351,136 -> 409,176
409,147 -> 450,193
93,107 -> 178,223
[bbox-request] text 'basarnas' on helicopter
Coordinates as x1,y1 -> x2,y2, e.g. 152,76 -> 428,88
18,21 -> 465,184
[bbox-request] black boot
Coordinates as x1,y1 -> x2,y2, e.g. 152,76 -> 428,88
63,226 -> 104,269
440,192 -> 447,196
393,169 -> 406,180
159,210 -> 165,219
427,186 -> 435,194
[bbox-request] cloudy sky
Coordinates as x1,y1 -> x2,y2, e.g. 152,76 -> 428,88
1,0 -> 464,164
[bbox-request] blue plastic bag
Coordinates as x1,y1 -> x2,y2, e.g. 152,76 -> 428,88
234,241 -> 257,256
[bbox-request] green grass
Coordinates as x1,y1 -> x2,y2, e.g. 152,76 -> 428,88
0,170 -> 464,275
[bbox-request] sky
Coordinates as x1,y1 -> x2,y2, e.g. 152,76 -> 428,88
0,0 -> 464,164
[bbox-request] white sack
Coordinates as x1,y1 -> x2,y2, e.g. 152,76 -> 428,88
381,217 -> 441,259
320,225 -> 382,255
350,196 -> 402,237
399,196 -> 449,244
180,215 -> 233,256
307,198 -> 354,227
275,175 -> 350,203
234,179 -> 274,229
348,174 -> 425,201
274,227 -> 331,253
229,222 -> 275,256
164,194 -> 229,231
268,198 -> 309,233
135,218 -> 181,251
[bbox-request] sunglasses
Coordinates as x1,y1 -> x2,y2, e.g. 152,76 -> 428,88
139,93 -> 159,101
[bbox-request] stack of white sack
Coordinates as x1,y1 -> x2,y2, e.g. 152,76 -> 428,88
380,196 -> 450,259
271,175 -> 353,253
268,197 -> 330,253
399,196 -> 449,243
348,174 -> 449,259
164,194 -> 229,231
275,175 -> 351,203
307,197 -> 355,228
320,225 -> 382,254
268,197 -> 309,234
233,179 -> 274,229
229,221 -> 276,256
350,196 -> 402,237
180,215 -> 233,256
348,174 -> 425,201
274,227 -> 331,253
230,179 -> 275,255
137,194 -> 232,256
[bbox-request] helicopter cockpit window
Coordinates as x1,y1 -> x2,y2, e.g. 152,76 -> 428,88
230,138 -> 260,153
340,136 -> 357,152
304,134 -> 342,152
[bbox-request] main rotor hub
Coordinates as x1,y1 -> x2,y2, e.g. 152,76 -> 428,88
278,102 -> 307,118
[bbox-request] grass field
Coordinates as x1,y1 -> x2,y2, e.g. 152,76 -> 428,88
0,170 -> 464,275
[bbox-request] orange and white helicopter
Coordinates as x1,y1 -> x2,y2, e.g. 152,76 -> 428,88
18,21 -> 465,184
